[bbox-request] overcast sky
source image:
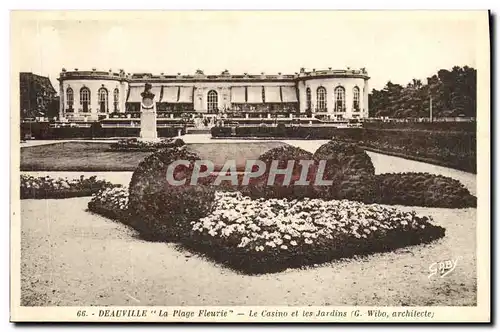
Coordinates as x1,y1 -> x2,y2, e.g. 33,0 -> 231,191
13,11 -> 480,92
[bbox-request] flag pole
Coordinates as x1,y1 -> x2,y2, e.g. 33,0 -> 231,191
430,95 -> 433,122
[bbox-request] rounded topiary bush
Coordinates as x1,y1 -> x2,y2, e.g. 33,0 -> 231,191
127,145 -> 216,240
313,140 -> 376,202
374,172 -> 477,208
240,145 -> 316,199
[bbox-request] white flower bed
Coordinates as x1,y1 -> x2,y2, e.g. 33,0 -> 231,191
89,186 -> 445,274
90,186 -> 129,211
21,174 -> 118,199
191,191 -> 436,253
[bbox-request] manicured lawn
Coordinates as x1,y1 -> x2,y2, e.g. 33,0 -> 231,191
20,141 -> 288,171
21,142 -> 151,171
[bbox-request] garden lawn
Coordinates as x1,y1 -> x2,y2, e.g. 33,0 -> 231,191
20,142 -> 150,171
21,197 -> 476,306
20,141 -> 288,171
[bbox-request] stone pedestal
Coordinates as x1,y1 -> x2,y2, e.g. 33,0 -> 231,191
140,109 -> 159,141
139,83 -> 160,142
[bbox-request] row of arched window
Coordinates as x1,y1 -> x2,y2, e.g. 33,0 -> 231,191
66,86 -> 360,113
66,87 -> 120,112
306,86 -> 360,112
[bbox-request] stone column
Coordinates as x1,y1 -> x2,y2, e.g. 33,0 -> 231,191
327,85 -> 334,114
107,87 -> 112,114
59,81 -> 64,120
363,79 -> 370,118
311,85 -> 317,113
92,87 -> 99,116
120,82 -> 127,113
345,85 -> 352,119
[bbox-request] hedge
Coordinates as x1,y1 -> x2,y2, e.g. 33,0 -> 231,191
20,122 -> 185,140
363,121 -> 476,132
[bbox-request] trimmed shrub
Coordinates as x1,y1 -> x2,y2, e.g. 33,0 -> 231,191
127,146 -> 216,240
313,141 -> 376,202
240,145 -> 316,199
374,172 -> 477,208
21,175 -> 118,199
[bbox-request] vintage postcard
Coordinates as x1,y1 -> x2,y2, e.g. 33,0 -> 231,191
10,10 -> 490,323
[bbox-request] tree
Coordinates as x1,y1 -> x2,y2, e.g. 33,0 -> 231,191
368,66 -> 476,119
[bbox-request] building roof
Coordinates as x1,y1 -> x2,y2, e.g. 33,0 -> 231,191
20,72 -> 57,95
58,67 -> 370,83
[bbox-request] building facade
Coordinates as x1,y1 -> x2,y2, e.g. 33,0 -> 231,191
58,67 -> 370,122
20,72 -> 58,120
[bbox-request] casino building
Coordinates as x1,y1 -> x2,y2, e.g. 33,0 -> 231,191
58,67 -> 370,123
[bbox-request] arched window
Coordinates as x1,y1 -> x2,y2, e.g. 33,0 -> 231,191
98,88 -> 108,112
306,87 -> 311,110
66,87 -> 74,109
334,86 -> 345,112
113,88 -> 119,111
207,90 -> 218,113
316,87 -> 327,111
80,87 -> 90,112
353,86 -> 360,111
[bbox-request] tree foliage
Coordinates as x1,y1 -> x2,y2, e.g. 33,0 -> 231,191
369,66 -> 476,118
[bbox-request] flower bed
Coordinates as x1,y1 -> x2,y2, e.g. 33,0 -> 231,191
108,138 -> 185,152
86,143 -> 472,274
186,191 -> 445,274
89,187 -> 446,274
88,186 -> 131,222
21,175 -> 119,199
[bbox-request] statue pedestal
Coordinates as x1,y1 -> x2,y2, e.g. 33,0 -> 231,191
139,84 -> 160,142
139,109 -> 160,142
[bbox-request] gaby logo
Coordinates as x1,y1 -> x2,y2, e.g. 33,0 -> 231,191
428,257 -> 461,279
165,159 -> 333,186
